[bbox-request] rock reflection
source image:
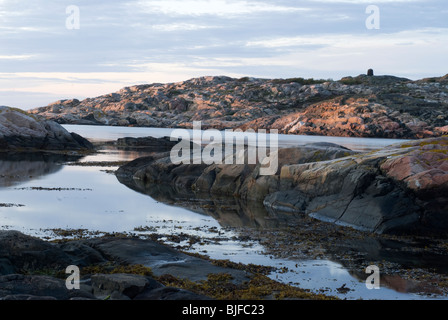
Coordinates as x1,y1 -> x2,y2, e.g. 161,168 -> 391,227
116,169 -> 448,298
326,235 -> 448,295
116,173 -> 296,229
0,152 -> 84,188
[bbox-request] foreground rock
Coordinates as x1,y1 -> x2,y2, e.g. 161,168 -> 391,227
0,230 -> 339,301
116,137 -> 448,236
30,74 -> 448,139
0,230 -> 250,300
0,106 -> 93,151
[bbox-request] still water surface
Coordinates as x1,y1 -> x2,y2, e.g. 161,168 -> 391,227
0,125 -> 445,300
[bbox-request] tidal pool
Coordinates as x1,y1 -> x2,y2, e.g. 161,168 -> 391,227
0,125 -> 446,300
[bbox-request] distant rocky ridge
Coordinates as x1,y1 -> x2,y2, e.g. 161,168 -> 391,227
29,74 -> 448,139
0,106 -> 93,151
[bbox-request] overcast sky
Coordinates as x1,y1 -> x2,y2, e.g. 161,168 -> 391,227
0,0 -> 447,110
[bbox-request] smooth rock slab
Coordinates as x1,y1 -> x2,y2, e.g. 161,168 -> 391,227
0,274 -> 95,300
0,230 -> 73,274
91,273 -> 162,300
134,287 -> 211,300
86,237 -> 251,284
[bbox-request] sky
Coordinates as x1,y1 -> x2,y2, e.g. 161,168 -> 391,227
0,0 -> 447,110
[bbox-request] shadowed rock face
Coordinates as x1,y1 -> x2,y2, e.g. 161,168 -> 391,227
115,143 -> 355,226
0,106 -> 93,151
267,137 -> 448,235
116,137 -> 448,236
29,74 -> 448,139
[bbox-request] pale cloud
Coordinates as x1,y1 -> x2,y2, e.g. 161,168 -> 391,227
134,0 -> 309,17
305,0 -> 422,3
246,28 -> 448,49
151,23 -> 221,32
240,28 -> 448,79
0,26 -> 47,33
0,66 -> 242,108
0,54 -> 35,60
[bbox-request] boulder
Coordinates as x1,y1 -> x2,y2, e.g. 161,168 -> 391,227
0,106 -> 93,151
0,274 -> 94,300
0,230 -> 107,275
90,273 -> 162,300
134,287 -> 210,300
0,231 -> 73,274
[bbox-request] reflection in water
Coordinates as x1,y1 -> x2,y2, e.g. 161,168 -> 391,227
116,172 -> 293,230
327,236 -> 448,296
1,139 -> 446,299
0,152 -> 84,188
116,169 -> 448,298
79,145 -> 162,163
63,124 -> 410,152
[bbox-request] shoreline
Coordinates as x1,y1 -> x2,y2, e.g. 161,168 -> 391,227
1,132 -> 448,300
0,229 -> 340,301
4,214 -> 448,301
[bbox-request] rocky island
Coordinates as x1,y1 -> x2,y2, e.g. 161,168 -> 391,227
29,73 -> 448,139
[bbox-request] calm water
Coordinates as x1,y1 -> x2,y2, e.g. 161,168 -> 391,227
1,124 -> 445,300
65,124 -> 410,152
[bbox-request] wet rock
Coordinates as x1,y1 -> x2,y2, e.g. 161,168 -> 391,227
60,241 -> 108,267
0,294 -> 58,300
90,273 -> 162,300
85,237 -> 251,283
0,230 -> 73,274
134,287 -> 211,300
0,230 -> 253,300
0,274 -> 94,300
